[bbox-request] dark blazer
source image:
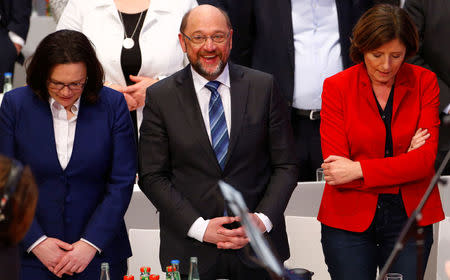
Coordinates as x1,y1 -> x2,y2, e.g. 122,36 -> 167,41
319,63 -> 444,231
0,0 -> 31,81
405,0 -> 450,113
139,63 -> 298,273
215,0 -> 373,103
405,0 -> 450,173
0,86 -> 136,278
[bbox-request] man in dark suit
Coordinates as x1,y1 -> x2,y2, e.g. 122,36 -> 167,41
210,0 -> 377,181
405,0 -> 450,175
138,4 -> 298,279
0,0 -> 31,89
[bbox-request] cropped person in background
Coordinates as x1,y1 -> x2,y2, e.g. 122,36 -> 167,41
0,156 -> 38,280
208,0 -> 377,181
57,0 -> 197,142
0,0 -> 32,89
0,30 -> 136,280
319,4 -> 444,279
404,0 -> 450,175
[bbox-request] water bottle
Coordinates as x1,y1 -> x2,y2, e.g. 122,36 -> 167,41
166,266 -> 173,280
171,260 -> 181,280
100,262 -> 111,280
3,72 -> 13,94
188,257 -> 200,280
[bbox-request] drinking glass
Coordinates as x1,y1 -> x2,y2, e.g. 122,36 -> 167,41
316,168 -> 325,181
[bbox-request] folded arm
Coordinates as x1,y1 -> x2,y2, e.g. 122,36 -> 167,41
320,73 -> 440,190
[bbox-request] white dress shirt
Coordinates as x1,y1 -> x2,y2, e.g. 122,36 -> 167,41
27,98 -> 101,253
186,65 -> 273,242
8,31 -> 25,48
57,0 -> 197,132
444,104 -> 450,115
291,0 -> 343,110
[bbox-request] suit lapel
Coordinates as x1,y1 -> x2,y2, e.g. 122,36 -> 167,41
175,67 -> 221,172
392,64 -> 414,121
224,64 -> 249,169
359,64 -> 380,116
32,95 -> 64,173
359,63 -> 413,120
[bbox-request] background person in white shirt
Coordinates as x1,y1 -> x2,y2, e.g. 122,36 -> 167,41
209,0 -> 402,181
56,0 -> 197,142
0,30 -> 137,280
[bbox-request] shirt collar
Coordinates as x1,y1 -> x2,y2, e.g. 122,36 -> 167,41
191,63 -> 230,93
49,97 -> 81,116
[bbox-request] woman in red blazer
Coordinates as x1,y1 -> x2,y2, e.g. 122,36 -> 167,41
319,4 -> 444,280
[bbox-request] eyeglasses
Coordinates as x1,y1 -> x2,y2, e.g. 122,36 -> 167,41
47,78 -> 87,91
181,31 -> 229,45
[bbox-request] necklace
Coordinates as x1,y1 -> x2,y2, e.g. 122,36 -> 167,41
118,10 -> 144,49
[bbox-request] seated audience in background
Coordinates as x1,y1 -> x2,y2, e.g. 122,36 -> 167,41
319,4 -> 444,279
0,155 -> 38,280
56,0 -> 197,141
0,30 -> 136,280
405,0 -> 450,175
0,0 -> 32,89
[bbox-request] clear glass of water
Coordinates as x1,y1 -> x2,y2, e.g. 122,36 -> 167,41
384,273 -> 403,280
316,168 -> 325,181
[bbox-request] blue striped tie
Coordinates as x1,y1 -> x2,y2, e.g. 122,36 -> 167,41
205,81 -> 229,170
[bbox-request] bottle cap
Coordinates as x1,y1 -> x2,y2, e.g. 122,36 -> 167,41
101,262 -> 109,269
190,256 -> 198,262
166,266 -> 173,272
171,260 -> 180,265
140,266 -> 151,274
123,276 -> 134,280
4,73 -> 12,78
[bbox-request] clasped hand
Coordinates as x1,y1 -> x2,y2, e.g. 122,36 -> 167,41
32,238 -> 97,278
203,214 -> 266,250
105,75 -> 158,111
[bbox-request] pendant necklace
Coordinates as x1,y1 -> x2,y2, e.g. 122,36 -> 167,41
118,10 -> 144,49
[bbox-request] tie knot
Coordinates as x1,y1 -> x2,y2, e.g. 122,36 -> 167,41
205,81 -> 221,93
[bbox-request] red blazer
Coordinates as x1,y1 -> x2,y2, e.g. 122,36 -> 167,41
318,63 -> 444,232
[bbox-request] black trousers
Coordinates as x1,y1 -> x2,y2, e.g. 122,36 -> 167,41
291,113 -> 323,182
180,250 -> 271,280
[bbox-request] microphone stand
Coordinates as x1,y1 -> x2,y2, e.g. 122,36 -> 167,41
377,148 -> 450,280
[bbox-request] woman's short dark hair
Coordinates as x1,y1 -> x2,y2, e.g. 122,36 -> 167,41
26,29 -> 104,104
0,155 -> 38,247
350,4 -> 418,64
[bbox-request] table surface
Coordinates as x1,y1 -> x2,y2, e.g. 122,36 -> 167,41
125,177 -> 450,230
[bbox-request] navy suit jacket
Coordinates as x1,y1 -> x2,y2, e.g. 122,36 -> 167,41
216,0 -> 374,103
0,86 -> 136,269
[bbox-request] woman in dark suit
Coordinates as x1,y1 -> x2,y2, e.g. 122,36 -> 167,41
0,30 -> 136,280
319,4 -> 444,279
